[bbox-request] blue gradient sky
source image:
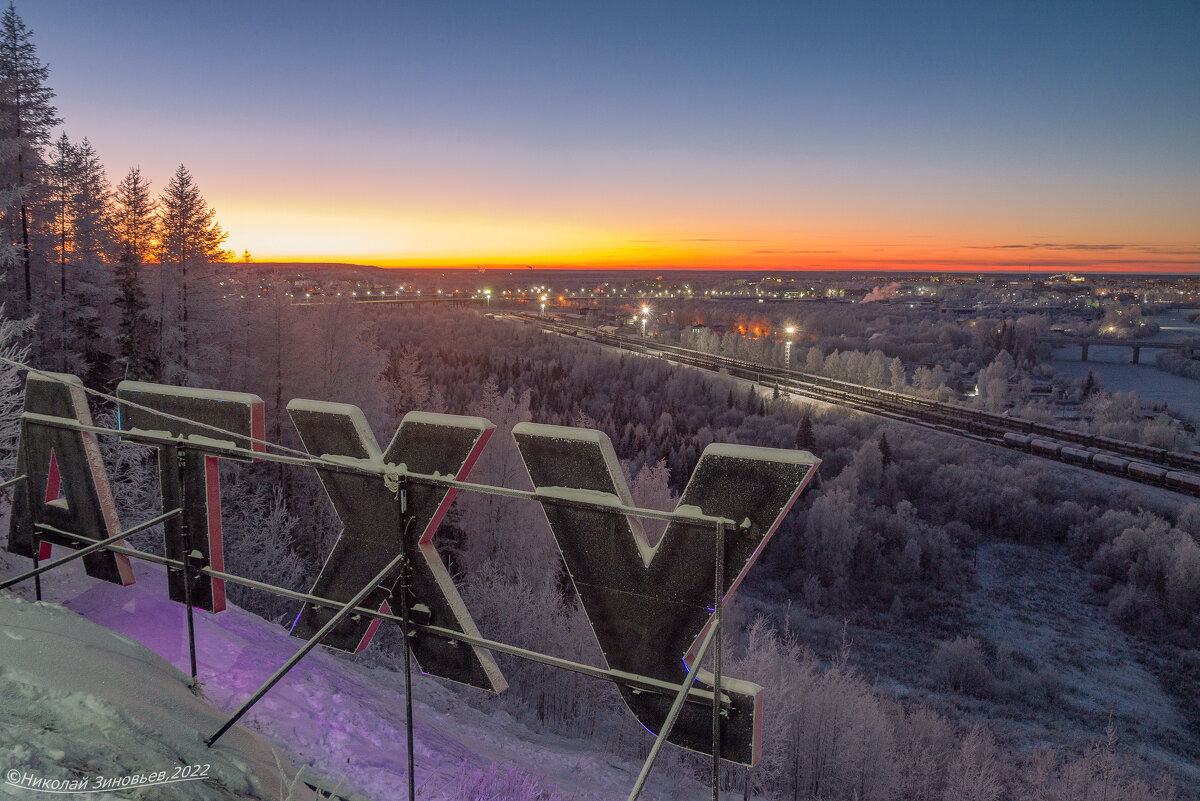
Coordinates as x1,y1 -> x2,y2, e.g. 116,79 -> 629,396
23,0 -> 1200,270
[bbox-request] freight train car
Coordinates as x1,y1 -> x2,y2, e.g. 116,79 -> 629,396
1129,462 -> 1169,482
1166,472 -> 1200,494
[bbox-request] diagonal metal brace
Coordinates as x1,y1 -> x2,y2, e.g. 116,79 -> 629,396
0,508 -> 182,592
627,616 -> 722,801
205,548 -> 410,748
0,473 -> 27,491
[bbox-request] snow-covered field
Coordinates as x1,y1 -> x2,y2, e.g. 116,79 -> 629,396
1047,351 -> 1200,420
1048,309 -> 1200,419
966,542 -> 1197,778
1,556 -> 714,800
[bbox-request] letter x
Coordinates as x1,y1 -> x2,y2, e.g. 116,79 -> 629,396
513,422 -> 818,766
288,401 -> 506,694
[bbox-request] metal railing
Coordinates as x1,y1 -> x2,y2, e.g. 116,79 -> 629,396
1,408 -> 741,801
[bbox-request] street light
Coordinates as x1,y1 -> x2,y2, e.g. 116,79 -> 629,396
785,325 -> 796,369
540,294 -> 548,316
640,305 -> 650,337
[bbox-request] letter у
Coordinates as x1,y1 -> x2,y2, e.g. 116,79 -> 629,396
7,373 -> 134,585
116,381 -> 265,613
513,423 -> 819,766
288,402 -> 506,694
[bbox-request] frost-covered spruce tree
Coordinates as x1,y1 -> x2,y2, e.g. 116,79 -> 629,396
156,164 -> 229,385
0,3 -> 58,310
63,137 -> 115,388
112,167 -> 159,381
0,305 -> 32,477
45,132 -> 77,368
889,355 -> 907,391
46,133 -> 75,279
41,134 -> 116,386
382,342 -> 438,427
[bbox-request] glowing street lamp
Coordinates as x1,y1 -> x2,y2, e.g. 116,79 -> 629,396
641,305 -> 650,337
540,294 -> 548,316
785,325 -> 796,369
484,288 -> 492,307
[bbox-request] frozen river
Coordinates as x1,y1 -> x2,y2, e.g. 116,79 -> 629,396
1048,309 -> 1200,420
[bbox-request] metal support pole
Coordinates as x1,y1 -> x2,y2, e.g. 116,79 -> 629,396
31,545 -> 41,601
627,616 -> 721,801
205,548 -> 409,748
171,443 -> 199,681
712,519 -> 725,801
1,509 -> 182,591
398,479 -> 416,801
19,419 -> 40,602
177,447 -> 198,685
0,473 -> 27,491
182,567 -> 198,685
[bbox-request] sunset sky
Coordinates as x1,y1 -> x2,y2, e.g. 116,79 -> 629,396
26,0 -> 1200,272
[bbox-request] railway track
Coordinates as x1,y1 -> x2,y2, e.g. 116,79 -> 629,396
508,313 -> 1200,498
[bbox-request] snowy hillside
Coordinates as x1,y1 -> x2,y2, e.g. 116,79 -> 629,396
0,592 -> 313,800
1,557 -> 715,800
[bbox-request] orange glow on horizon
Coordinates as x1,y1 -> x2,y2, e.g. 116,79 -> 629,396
226,243 -> 1200,273
215,199 -> 1199,273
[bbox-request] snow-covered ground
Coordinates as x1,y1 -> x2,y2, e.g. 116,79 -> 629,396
778,536 -> 1200,785
966,542 -> 1197,778
0,592 -> 316,800
1047,352 -> 1200,419
1,555 -> 716,800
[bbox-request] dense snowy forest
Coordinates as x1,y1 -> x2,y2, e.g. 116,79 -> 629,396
2,4 -> 1200,799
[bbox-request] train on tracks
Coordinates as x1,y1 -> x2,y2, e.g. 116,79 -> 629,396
999,433 -> 1200,494
512,313 -> 1200,498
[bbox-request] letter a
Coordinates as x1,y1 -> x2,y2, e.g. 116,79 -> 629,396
7,373 -> 134,585
288,401 -> 506,694
513,423 -> 819,766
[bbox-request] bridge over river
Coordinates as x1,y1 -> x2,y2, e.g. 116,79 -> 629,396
1039,336 -> 1198,364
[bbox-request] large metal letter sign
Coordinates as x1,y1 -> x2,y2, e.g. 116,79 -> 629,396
287,401 -> 506,693
116,381 -> 265,613
7,373 -> 134,585
512,423 -> 818,766
5,368 -> 821,781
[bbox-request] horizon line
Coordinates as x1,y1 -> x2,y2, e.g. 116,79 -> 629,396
226,261 -> 1200,275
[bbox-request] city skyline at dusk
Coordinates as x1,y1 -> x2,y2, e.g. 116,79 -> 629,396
25,0 -> 1199,272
